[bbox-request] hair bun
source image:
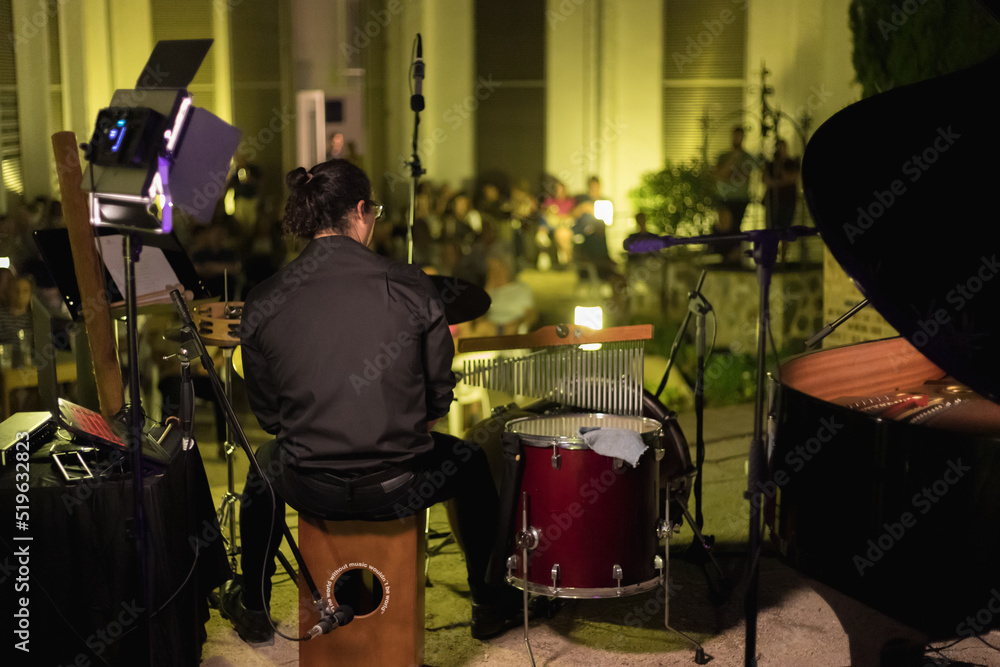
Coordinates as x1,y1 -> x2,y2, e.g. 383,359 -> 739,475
286,167 -> 311,190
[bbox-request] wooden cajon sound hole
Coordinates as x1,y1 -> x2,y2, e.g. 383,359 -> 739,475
298,512 -> 426,667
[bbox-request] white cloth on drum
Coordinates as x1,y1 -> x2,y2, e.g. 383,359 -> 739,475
580,427 -> 647,467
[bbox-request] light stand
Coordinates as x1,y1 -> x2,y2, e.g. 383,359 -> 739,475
80,39 -> 242,663
123,229 -> 152,662
625,225 -> 819,667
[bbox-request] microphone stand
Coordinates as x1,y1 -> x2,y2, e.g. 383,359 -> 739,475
626,225 -> 818,667
405,34 -> 425,265
176,337 -> 195,451
804,299 -> 868,348
654,270 -> 723,584
167,290 -> 333,638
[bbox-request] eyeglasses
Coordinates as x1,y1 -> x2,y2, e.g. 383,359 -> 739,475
369,201 -> 384,220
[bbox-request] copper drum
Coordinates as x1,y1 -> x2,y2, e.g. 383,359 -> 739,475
507,413 -> 664,598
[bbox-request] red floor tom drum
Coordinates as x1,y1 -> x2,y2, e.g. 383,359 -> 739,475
506,413 -> 665,598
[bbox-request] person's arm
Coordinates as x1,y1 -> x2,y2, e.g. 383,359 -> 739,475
422,284 -> 456,422
240,308 -> 282,435
389,265 -> 456,424
716,151 -> 737,180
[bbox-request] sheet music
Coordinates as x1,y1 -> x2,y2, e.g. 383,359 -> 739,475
98,235 -> 181,300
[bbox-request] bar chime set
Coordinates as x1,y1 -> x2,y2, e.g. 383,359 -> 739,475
456,324 -> 652,416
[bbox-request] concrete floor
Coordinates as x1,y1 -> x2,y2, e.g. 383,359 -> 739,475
192,393 -> 1000,667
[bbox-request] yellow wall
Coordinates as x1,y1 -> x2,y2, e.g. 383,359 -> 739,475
746,0 -> 861,157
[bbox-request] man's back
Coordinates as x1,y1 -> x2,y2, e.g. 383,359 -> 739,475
240,235 -> 455,474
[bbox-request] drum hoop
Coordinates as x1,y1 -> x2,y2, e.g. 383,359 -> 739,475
505,413 -> 663,449
506,574 -> 662,599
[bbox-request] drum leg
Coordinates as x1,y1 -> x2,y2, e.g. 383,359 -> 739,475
680,503 -> 729,602
520,492 -> 537,667
663,513 -> 712,665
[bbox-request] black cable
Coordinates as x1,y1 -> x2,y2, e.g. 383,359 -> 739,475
977,635 -> 1000,652
408,35 -> 419,95
766,307 -> 782,386
706,308 -> 718,363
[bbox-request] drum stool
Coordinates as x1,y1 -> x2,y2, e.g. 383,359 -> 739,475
298,512 -> 427,667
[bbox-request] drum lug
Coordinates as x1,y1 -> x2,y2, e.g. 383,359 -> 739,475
551,563 -> 561,590
654,446 -> 665,462
654,554 -> 664,579
613,457 -> 625,470
506,555 -> 518,579
493,403 -> 517,417
657,519 -> 675,540
613,564 -> 623,594
515,526 -> 541,551
551,445 -> 561,469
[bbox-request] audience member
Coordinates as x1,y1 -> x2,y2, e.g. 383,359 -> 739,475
457,249 -> 536,339
0,271 -> 35,365
714,125 -> 757,262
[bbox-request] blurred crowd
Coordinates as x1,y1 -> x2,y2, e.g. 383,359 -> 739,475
0,163 -> 631,368
375,173 -> 617,280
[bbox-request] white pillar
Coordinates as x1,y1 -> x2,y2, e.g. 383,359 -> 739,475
108,0 -> 153,91
58,0 -> 113,148
601,0 -> 664,214
545,0 -> 592,195
421,0 -> 474,189
12,0 -> 56,200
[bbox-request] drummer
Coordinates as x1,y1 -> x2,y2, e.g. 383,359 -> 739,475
218,158 -> 522,644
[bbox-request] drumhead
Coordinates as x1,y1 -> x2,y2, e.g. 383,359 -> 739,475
506,413 -> 662,448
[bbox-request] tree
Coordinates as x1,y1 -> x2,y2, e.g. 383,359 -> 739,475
849,0 -> 1000,97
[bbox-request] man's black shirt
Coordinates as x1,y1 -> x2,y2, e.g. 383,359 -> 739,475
240,235 -> 455,474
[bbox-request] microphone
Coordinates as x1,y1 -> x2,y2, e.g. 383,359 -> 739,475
411,34 -> 425,112
624,233 -> 675,254
307,605 -> 355,639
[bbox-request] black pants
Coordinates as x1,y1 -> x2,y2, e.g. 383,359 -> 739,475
239,432 -> 502,610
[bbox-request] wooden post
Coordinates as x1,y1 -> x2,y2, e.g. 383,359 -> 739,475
51,132 -> 124,418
